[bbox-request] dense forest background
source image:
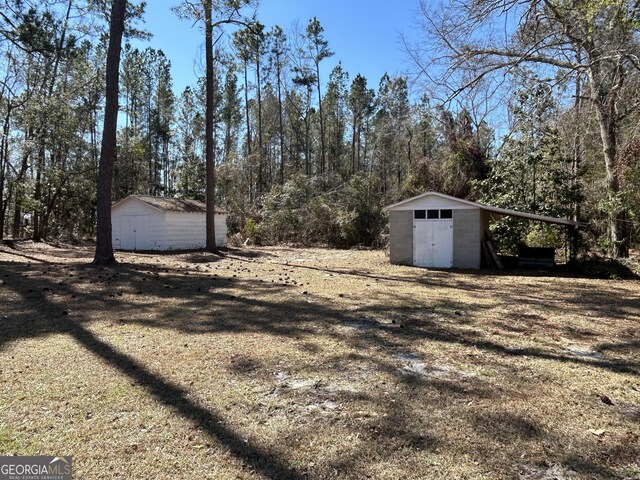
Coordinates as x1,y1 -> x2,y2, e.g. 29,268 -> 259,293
1,0 -> 639,257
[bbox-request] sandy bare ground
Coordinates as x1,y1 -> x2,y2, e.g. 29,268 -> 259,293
0,241 -> 639,479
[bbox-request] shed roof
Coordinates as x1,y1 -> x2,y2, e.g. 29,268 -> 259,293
113,195 -> 226,214
384,191 -> 585,227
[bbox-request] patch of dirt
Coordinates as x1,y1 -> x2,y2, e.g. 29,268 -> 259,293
396,352 -> 476,379
565,345 -> 603,359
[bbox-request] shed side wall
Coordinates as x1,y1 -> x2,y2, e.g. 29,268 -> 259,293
389,210 -> 413,265
164,212 -> 227,249
216,215 -> 228,247
453,208 -> 481,269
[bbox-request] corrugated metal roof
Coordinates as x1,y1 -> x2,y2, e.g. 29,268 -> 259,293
384,191 -> 586,227
113,195 -> 226,214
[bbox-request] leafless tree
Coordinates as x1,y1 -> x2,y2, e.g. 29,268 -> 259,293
407,0 -> 640,257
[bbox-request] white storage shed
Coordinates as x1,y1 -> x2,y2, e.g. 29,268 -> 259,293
111,195 -> 227,251
384,192 -> 583,269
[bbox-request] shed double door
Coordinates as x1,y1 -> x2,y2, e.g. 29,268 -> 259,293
121,215 -> 151,251
413,220 -> 453,268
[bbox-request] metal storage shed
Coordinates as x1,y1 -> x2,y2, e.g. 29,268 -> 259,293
384,192 -> 584,269
111,195 -> 227,251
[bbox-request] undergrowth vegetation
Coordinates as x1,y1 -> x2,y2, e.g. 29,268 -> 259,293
244,173 -> 387,248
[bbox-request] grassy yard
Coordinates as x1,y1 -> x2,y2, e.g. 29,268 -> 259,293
0,242 -> 639,479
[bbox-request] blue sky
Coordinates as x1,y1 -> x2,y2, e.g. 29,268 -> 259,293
133,0 -> 419,95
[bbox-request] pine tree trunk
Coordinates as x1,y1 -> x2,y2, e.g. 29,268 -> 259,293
315,62 -> 326,174
92,0 -> 127,266
242,59 -> 253,203
304,98 -> 310,176
243,61 -> 252,157
0,106 -> 10,240
350,116 -> 357,178
276,60 -> 285,185
357,124 -> 361,171
224,121 -> 232,162
204,0 -> 219,254
362,120 -> 369,171
256,56 -> 263,193
32,141 -> 45,242
147,90 -> 153,194
12,202 -> 21,238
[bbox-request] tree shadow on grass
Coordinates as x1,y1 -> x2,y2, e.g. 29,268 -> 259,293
0,246 -> 55,264
138,247 -> 276,265
0,260 -> 306,479
0,257 -> 472,477
0,253 -> 638,479
597,340 -> 640,354
61,319 -> 304,479
1,257 -> 637,377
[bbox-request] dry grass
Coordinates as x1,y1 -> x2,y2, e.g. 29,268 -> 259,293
0,241 -> 639,479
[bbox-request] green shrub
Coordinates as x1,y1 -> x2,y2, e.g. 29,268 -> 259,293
244,218 -> 262,245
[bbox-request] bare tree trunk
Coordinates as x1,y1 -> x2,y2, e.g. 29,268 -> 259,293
12,202 -> 21,238
350,117 -> 357,178
224,117 -> 232,162
256,56 -> 264,193
242,61 -> 252,157
92,0 -> 127,266
407,126 -> 412,167
242,59 -> 253,203
356,125 -> 361,171
147,85 -> 153,194
12,136 -> 30,238
0,105 -> 11,239
362,119 -> 369,171
276,60 -> 285,185
32,141 -> 45,241
593,95 -> 627,257
304,104 -> 310,175
204,0 -> 219,254
315,62 -> 326,174
572,64 -> 582,224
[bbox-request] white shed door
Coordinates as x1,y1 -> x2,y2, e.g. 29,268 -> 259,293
413,220 -> 453,268
121,215 -> 151,251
